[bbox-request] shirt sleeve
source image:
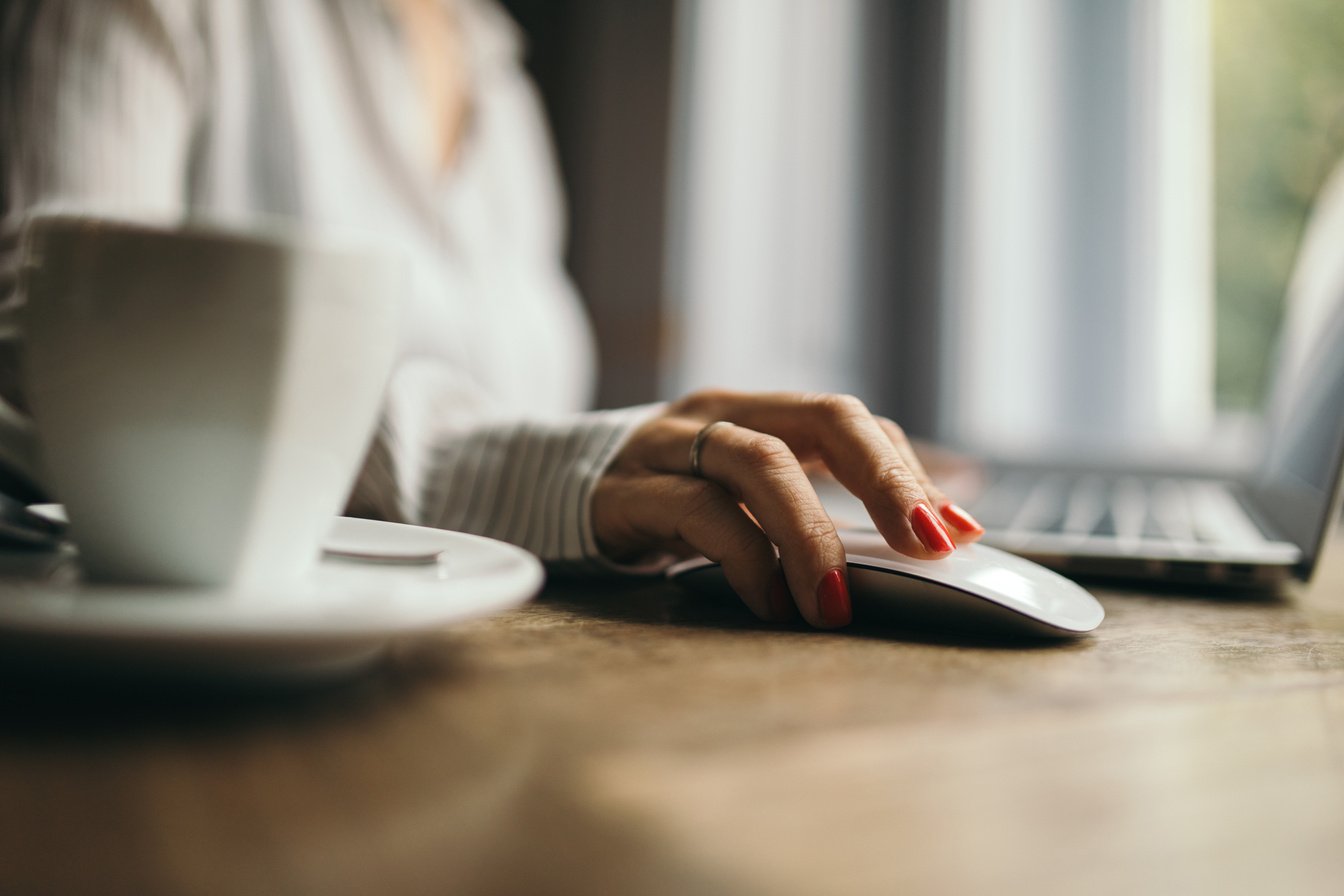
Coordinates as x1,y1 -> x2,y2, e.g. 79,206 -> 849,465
0,0 -> 202,487
346,359 -> 667,574
0,0 -> 201,239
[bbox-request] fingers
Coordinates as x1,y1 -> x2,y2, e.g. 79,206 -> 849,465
675,391 -> 955,559
876,417 -> 984,544
591,472 -> 798,624
607,417 -> 851,628
595,389 -> 983,629
689,421 -> 850,628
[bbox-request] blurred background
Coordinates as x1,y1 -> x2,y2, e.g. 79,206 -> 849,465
502,0 -> 1344,464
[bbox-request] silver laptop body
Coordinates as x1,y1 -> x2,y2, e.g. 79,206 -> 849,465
966,185 -> 1344,588
822,172 -> 1344,590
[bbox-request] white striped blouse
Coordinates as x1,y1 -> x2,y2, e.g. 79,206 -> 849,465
0,0 -> 658,572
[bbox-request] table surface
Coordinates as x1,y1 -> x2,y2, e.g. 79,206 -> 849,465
2,536 -> 1343,896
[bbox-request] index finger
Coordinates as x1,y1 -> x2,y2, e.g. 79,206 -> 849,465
674,390 -> 956,559
877,416 -> 985,545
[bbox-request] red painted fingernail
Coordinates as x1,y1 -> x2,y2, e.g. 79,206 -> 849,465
911,503 -> 956,554
816,568 -> 851,626
940,502 -> 985,536
768,571 -> 795,621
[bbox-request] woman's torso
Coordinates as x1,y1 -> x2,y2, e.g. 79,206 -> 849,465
3,0 -> 597,418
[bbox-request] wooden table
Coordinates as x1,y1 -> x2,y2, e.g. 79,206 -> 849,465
3,536 -> 1343,895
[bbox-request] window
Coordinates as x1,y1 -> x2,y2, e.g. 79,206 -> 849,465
940,0 -> 1215,460
1213,0 -> 1344,411
663,0 -> 867,399
664,0 -> 1344,460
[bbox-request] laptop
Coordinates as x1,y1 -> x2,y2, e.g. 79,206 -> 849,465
821,167 -> 1344,590
962,297 -> 1343,588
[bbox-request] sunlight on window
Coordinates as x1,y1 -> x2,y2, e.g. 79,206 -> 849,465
1214,0 -> 1344,411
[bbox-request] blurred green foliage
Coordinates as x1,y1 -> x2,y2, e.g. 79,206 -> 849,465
1214,0 -> 1344,409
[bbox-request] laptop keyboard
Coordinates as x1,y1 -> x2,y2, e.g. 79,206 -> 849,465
813,467 -> 1301,566
969,473 -> 1272,550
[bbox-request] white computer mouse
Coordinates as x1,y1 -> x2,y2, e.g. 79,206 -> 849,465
667,529 -> 1105,637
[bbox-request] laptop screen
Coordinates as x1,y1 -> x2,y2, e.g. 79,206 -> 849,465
1252,288 -> 1344,578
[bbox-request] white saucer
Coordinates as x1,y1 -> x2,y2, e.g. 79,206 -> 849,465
0,517 -> 543,682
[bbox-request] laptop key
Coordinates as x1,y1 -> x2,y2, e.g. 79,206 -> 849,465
1188,481 -> 1269,548
1062,475 -> 1107,535
1111,477 -> 1148,545
1150,479 -> 1195,542
970,471 -> 1033,530
1010,474 -> 1069,534
1091,509 -> 1116,538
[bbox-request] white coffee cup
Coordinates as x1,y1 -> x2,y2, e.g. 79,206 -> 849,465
17,215 -> 402,587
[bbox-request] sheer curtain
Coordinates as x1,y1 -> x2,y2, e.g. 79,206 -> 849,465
662,0 -> 866,398
939,0 -> 1215,461
664,0 -> 1217,462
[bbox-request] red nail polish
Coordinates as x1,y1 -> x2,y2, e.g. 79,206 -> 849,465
912,503 -> 955,553
816,568 -> 851,626
768,572 -> 795,620
940,502 -> 985,536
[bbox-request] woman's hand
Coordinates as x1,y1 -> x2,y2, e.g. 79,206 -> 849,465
591,390 -> 985,628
